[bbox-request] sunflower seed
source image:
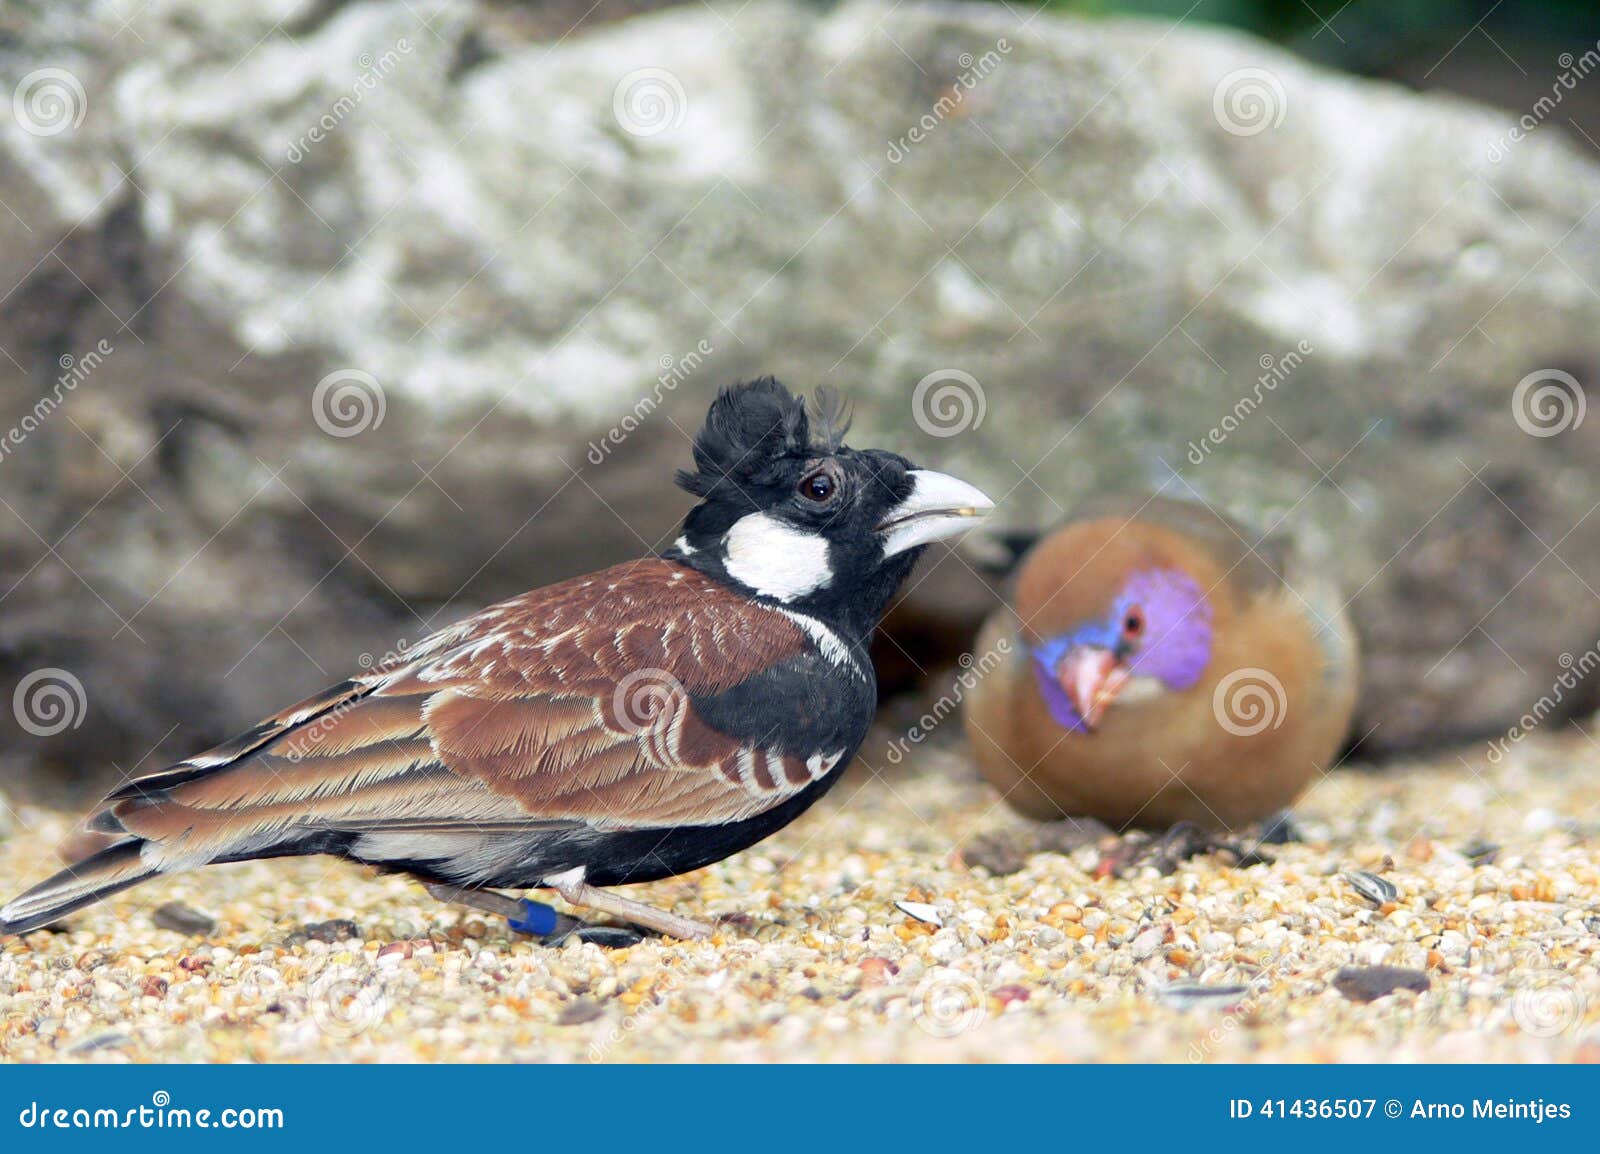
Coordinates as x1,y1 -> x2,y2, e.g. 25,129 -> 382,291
894,900 -> 943,927
1343,870 -> 1397,905
1154,982 -> 1251,1011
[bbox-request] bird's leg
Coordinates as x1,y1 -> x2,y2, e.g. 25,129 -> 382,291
423,881 -> 560,936
542,866 -> 714,941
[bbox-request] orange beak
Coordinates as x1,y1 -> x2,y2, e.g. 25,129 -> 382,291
1057,647 -> 1130,732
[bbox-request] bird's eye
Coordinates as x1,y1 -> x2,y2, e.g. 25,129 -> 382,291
1122,607 -> 1145,639
799,469 -> 836,502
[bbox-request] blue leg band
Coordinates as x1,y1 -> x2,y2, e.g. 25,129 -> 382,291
507,898 -> 559,936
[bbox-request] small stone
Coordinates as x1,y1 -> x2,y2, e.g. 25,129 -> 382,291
285,919 -> 361,946
1332,965 -> 1430,1003
557,1000 -> 605,1025
376,942 -> 414,966
153,902 -> 217,935
960,832 -> 1026,876
858,957 -> 899,986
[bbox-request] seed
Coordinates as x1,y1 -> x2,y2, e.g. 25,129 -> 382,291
1343,871 -> 1397,906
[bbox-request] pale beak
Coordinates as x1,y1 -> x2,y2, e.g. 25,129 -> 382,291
1058,646 -> 1131,732
878,469 -> 994,558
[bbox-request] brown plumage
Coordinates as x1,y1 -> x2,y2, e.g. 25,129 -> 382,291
964,498 -> 1359,830
4,377 -> 994,940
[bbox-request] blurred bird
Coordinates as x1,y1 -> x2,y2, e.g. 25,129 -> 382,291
964,497 -> 1357,831
2,378 -> 992,942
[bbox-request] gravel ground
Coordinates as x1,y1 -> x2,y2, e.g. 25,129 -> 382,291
2,729 -> 1598,1063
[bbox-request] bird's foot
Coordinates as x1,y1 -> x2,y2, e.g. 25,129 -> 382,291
422,881 -> 645,947
543,866 -> 714,941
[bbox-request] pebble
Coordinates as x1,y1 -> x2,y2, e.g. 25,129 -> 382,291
285,919 -> 361,946
2,736 -> 1598,1062
1332,966 -> 1431,1003
960,832 -> 1026,876
153,902 -> 217,936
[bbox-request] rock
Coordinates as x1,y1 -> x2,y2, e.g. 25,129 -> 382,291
284,919 -> 362,946
2,0 -> 1598,783
1332,965 -> 1431,1002
959,831 -> 1027,876
556,999 -> 606,1026
152,901 -> 217,935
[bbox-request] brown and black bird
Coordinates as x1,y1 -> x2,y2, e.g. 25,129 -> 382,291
3,379 -> 992,941
964,497 -> 1358,832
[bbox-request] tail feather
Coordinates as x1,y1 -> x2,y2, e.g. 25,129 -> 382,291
0,839 -> 158,937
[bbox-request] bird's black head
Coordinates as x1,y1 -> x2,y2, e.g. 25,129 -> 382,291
668,377 -> 992,642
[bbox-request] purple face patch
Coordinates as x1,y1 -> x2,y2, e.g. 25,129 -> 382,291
1029,567 -> 1213,731
1115,568 -> 1213,690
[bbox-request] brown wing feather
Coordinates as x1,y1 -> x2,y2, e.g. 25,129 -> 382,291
98,560 -> 819,870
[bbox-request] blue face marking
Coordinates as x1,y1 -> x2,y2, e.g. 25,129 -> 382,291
1029,568 -> 1214,732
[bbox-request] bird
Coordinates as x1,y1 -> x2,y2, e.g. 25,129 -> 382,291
2,378 -> 993,942
963,496 -> 1358,832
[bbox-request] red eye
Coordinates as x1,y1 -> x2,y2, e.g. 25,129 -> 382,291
1122,607 -> 1144,639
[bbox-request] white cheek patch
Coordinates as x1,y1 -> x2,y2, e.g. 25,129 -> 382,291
722,512 -> 833,602
1115,675 -> 1167,707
